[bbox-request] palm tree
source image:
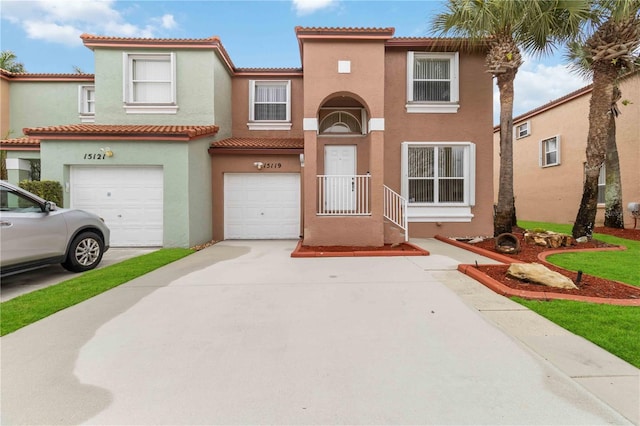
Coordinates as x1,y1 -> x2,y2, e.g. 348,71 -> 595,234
566,43 -> 635,230
0,50 -> 26,73
432,0 -> 590,236
571,0 -> 640,238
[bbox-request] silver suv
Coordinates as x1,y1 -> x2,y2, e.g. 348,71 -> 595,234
0,181 -> 110,277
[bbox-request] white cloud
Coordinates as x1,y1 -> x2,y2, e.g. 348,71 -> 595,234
0,0 -> 175,46
492,55 -> 590,124
161,14 -> 177,30
292,0 -> 338,16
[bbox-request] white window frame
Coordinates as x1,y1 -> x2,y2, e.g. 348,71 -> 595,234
539,135 -> 561,167
122,52 -> 177,114
597,164 -> 606,206
78,85 -> 95,123
406,52 -> 459,114
248,80 -> 292,130
401,142 -> 475,222
515,121 -> 530,139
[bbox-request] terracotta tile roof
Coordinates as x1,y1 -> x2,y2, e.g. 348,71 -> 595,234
23,124 -> 219,141
295,27 -> 395,37
0,137 -> 41,150
235,67 -> 303,75
0,69 -> 94,81
81,33 -> 221,44
81,33 -> 236,73
211,137 -> 304,150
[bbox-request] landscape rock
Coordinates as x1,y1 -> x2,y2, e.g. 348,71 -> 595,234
524,230 -> 574,248
507,263 -> 578,289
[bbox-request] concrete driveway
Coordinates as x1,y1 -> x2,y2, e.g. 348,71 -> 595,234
1,239 -> 637,425
1,247 -> 157,302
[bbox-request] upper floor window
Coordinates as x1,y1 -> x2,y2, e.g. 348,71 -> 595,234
515,121 -> 530,139
248,80 -> 291,130
78,85 -> 95,123
540,135 -> 560,167
406,52 -> 459,114
123,52 -> 177,114
401,142 -> 475,222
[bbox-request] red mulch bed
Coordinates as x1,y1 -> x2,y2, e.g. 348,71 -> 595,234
293,242 -> 428,257
465,226 -> 640,300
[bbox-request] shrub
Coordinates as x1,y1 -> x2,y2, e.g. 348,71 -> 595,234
19,180 -> 63,206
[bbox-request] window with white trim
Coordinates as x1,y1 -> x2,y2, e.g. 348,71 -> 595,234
515,121 -> 530,139
406,52 -> 459,113
123,52 -> 177,114
402,142 -> 475,222
540,135 -> 560,167
597,164 -> 606,205
78,85 -> 95,122
248,80 -> 291,130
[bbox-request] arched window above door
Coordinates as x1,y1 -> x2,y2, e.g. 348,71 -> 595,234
319,110 -> 362,134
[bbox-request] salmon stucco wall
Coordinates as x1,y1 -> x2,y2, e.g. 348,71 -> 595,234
384,47 -> 495,238
231,75 -> 304,139
210,153 -> 302,241
301,39 -> 387,246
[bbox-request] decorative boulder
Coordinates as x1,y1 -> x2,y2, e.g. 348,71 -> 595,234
524,230 -> 574,248
507,263 -> 578,289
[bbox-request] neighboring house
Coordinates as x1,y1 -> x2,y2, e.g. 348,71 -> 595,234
492,70 -> 640,229
1,27 -> 494,248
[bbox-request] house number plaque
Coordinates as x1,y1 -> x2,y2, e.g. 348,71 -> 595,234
263,163 -> 282,169
83,153 -> 107,160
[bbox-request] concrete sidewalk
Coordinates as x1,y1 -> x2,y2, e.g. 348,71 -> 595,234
1,239 -> 637,425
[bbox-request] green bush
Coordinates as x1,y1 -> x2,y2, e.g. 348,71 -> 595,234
19,180 -> 63,206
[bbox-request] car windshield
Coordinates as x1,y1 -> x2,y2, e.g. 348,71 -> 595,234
0,186 -> 43,213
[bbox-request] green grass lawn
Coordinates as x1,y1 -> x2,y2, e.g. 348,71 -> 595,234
1,248 -> 194,336
518,220 -> 639,286
515,221 -> 640,368
515,298 -> 640,368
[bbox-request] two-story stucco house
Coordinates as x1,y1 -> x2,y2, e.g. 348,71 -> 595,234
493,70 -> 639,229
1,26 -> 494,248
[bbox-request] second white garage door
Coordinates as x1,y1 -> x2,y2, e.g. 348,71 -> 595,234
224,173 -> 300,239
71,166 -> 163,247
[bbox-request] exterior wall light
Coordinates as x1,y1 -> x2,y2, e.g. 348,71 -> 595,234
101,147 -> 114,157
253,161 -> 264,170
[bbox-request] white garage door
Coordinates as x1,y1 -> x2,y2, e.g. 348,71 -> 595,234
71,166 -> 163,247
225,173 -> 300,239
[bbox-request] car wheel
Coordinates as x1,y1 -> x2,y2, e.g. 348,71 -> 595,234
62,231 -> 104,272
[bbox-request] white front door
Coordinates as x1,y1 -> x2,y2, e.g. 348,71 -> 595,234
324,145 -> 356,211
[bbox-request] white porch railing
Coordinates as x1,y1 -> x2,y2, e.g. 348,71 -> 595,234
317,175 -> 371,215
383,185 -> 408,241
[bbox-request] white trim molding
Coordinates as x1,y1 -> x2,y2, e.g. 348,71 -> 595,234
303,118 -> 318,131
368,118 -> 385,131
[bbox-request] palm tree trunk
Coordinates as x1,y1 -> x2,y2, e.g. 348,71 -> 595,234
494,69 -> 517,236
604,110 -> 624,228
572,65 -> 617,238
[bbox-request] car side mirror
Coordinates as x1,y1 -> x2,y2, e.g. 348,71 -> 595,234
44,201 -> 57,212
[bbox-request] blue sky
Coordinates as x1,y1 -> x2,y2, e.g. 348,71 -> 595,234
0,0 -> 590,123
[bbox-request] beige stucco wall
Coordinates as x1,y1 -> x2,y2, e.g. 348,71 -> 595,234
1,77 -> 9,138
495,73 -> 640,228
